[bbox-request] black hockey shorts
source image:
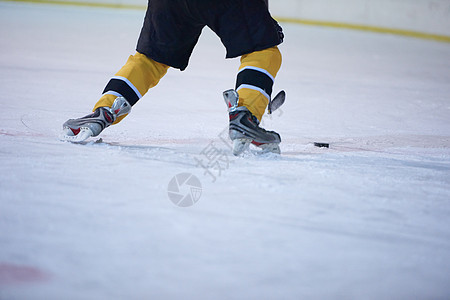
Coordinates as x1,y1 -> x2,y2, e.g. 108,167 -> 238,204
136,0 -> 284,71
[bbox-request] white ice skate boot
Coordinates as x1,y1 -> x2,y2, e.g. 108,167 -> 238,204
62,96 -> 131,142
224,90 -> 281,156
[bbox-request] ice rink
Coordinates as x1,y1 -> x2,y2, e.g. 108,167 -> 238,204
1,2 -> 450,299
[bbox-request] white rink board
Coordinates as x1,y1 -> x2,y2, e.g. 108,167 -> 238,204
41,0 -> 450,36
269,0 -> 450,36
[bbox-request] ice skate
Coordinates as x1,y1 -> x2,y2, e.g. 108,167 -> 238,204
224,90 -> 281,156
62,96 -> 131,142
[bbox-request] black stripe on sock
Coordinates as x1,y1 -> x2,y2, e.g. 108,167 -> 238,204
103,78 -> 140,106
235,68 -> 274,97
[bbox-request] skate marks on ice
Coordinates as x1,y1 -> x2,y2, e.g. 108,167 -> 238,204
12,111 -> 450,155
1,111 -> 72,139
7,110 -> 450,169
0,111 -> 198,168
67,138 -> 206,168
0,111 -> 68,143
14,111 -> 206,166
282,135 -> 450,156
62,134 -> 450,170
0,128 -> 46,139
6,110 -> 281,167
7,116 -> 450,166
0,113 -> 52,139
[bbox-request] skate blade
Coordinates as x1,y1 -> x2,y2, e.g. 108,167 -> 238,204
255,143 -> 281,154
232,138 -> 251,156
61,127 -> 94,143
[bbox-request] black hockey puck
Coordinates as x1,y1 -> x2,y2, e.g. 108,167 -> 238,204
314,142 -> 329,148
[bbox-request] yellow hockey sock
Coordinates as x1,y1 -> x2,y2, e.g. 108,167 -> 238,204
236,46 -> 282,121
93,52 -> 169,124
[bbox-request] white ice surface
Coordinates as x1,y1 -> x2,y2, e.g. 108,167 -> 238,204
1,2 -> 450,299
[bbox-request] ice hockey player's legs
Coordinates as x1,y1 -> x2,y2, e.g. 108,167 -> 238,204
1,2 -> 450,300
